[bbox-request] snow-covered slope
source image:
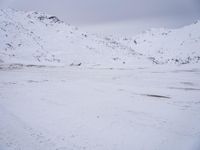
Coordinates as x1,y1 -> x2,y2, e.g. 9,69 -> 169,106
0,9 -> 200,67
0,9 -> 140,67
119,21 -> 200,64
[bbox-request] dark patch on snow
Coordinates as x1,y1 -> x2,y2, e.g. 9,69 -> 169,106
168,87 -> 200,91
70,63 -> 82,67
171,69 -> 200,73
180,82 -> 195,86
142,94 -> 171,99
48,16 -> 60,23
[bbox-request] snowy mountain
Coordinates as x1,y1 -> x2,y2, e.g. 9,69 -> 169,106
119,21 -> 200,64
0,9 -> 140,67
0,9 -> 200,67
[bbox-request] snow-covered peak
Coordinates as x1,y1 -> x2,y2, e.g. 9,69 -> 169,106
0,9 -> 142,67
119,21 -> 200,64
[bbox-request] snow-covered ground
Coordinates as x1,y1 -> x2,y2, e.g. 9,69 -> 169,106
0,9 -> 200,150
0,65 -> 200,150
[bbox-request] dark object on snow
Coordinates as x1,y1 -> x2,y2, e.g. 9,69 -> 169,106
143,94 -> 170,99
70,63 -> 82,66
38,16 -> 46,21
82,33 -> 88,38
134,40 -> 137,45
48,16 -> 60,23
38,15 -> 61,23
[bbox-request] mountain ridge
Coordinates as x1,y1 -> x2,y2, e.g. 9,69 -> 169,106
0,9 -> 200,67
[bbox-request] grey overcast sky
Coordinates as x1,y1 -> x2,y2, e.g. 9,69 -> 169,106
0,0 -> 200,25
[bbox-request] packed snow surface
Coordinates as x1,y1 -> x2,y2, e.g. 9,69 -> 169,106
0,9 -> 200,150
